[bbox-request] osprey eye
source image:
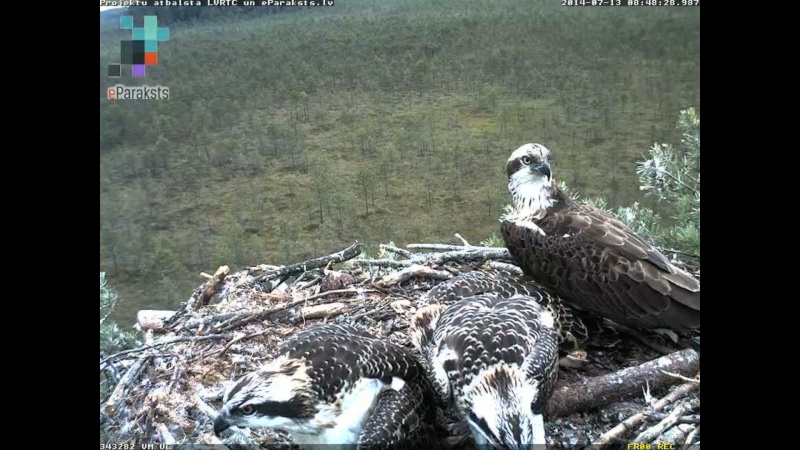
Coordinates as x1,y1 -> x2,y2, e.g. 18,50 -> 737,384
521,156 -> 532,165
240,405 -> 255,415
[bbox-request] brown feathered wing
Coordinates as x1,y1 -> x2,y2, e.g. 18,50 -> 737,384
501,200 -> 700,333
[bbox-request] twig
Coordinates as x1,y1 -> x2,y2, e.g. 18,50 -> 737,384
253,242 -> 362,284
684,425 -> 700,445
100,334 -> 230,366
454,233 -> 471,247
156,423 -> 177,445
102,356 -> 152,416
595,381 -> 700,445
633,397 -> 700,443
406,243 -> 507,252
661,369 -> 700,384
213,288 -> 373,332
355,259 -> 414,268
189,265 -> 230,310
219,328 -> 273,357
379,244 -> 413,259
376,264 -> 452,287
302,287 -> 375,303
428,248 -> 512,264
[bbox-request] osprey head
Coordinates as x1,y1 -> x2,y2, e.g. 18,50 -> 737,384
465,366 -> 547,450
213,356 -> 317,436
506,143 -> 556,217
506,143 -> 552,182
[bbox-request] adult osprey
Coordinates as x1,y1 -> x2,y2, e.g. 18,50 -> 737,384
500,143 -> 700,334
213,323 -> 441,449
409,293 -> 560,449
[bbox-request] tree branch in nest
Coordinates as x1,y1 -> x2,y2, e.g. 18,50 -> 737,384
546,348 -> 700,418
375,264 -> 452,287
594,381 -> 700,445
102,356 -> 152,417
406,243 -> 507,253
453,233 -> 471,247
379,243 -> 413,259
252,241 -> 362,285
100,334 -> 231,366
634,397 -> 700,443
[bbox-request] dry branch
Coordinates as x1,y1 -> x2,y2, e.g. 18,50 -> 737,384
406,243 -> 508,253
103,356 -> 151,417
100,334 -> 230,366
546,348 -> 699,418
595,381 -> 700,445
376,264 -> 452,287
634,397 -> 700,443
379,243 -> 413,258
252,241 -> 362,284
189,265 -> 230,310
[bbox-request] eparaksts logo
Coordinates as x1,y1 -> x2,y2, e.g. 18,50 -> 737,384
107,84 -> 170,100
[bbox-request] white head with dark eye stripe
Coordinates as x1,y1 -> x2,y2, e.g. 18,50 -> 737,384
214,356 -> 317,436
505,143 -> 556,218
465,366 -> 547,450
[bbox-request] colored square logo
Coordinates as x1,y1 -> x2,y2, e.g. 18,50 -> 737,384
132,65 -> 146,77
108,64 -> 121,77
108,15 -> 170,79
119,15 -> 133,29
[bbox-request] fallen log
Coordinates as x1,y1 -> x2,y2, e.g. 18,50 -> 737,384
546,348 -> 699,418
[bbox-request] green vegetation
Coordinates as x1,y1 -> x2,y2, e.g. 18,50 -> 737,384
100,272 -> 141,402
556,107 -> 700,268
100,0 -> 700,323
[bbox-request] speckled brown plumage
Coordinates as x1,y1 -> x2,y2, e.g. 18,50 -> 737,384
501,143 -> 700,334
410,294 -> 560,448
214,323 -> 441,449
419,268 -> 588,350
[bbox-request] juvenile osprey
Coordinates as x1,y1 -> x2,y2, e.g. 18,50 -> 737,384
409,294 -> 560,449
213,323 -> 440,449
418,268 -> 589,352
500,143 -> 701,334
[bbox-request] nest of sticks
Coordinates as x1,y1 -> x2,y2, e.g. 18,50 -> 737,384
100,238 -> 700,449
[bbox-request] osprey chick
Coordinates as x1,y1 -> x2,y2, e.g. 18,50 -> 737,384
213,323 -> 439,449
409,294 -> 560,450
418,268 -> 589,352
500,143 -> 700,334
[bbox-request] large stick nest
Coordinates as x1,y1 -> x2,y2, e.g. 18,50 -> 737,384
100,240 -> 700,449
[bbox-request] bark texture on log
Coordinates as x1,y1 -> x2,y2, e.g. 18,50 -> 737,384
547,349 -> 700,418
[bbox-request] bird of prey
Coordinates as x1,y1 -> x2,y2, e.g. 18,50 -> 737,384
213,323 -> 441,449
500,143 -> 700,335
409,293 -> 560,449
418,268 -> 589,354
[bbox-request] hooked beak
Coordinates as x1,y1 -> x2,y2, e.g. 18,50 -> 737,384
532,162 -> 551,180
213,415 -> 231,436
